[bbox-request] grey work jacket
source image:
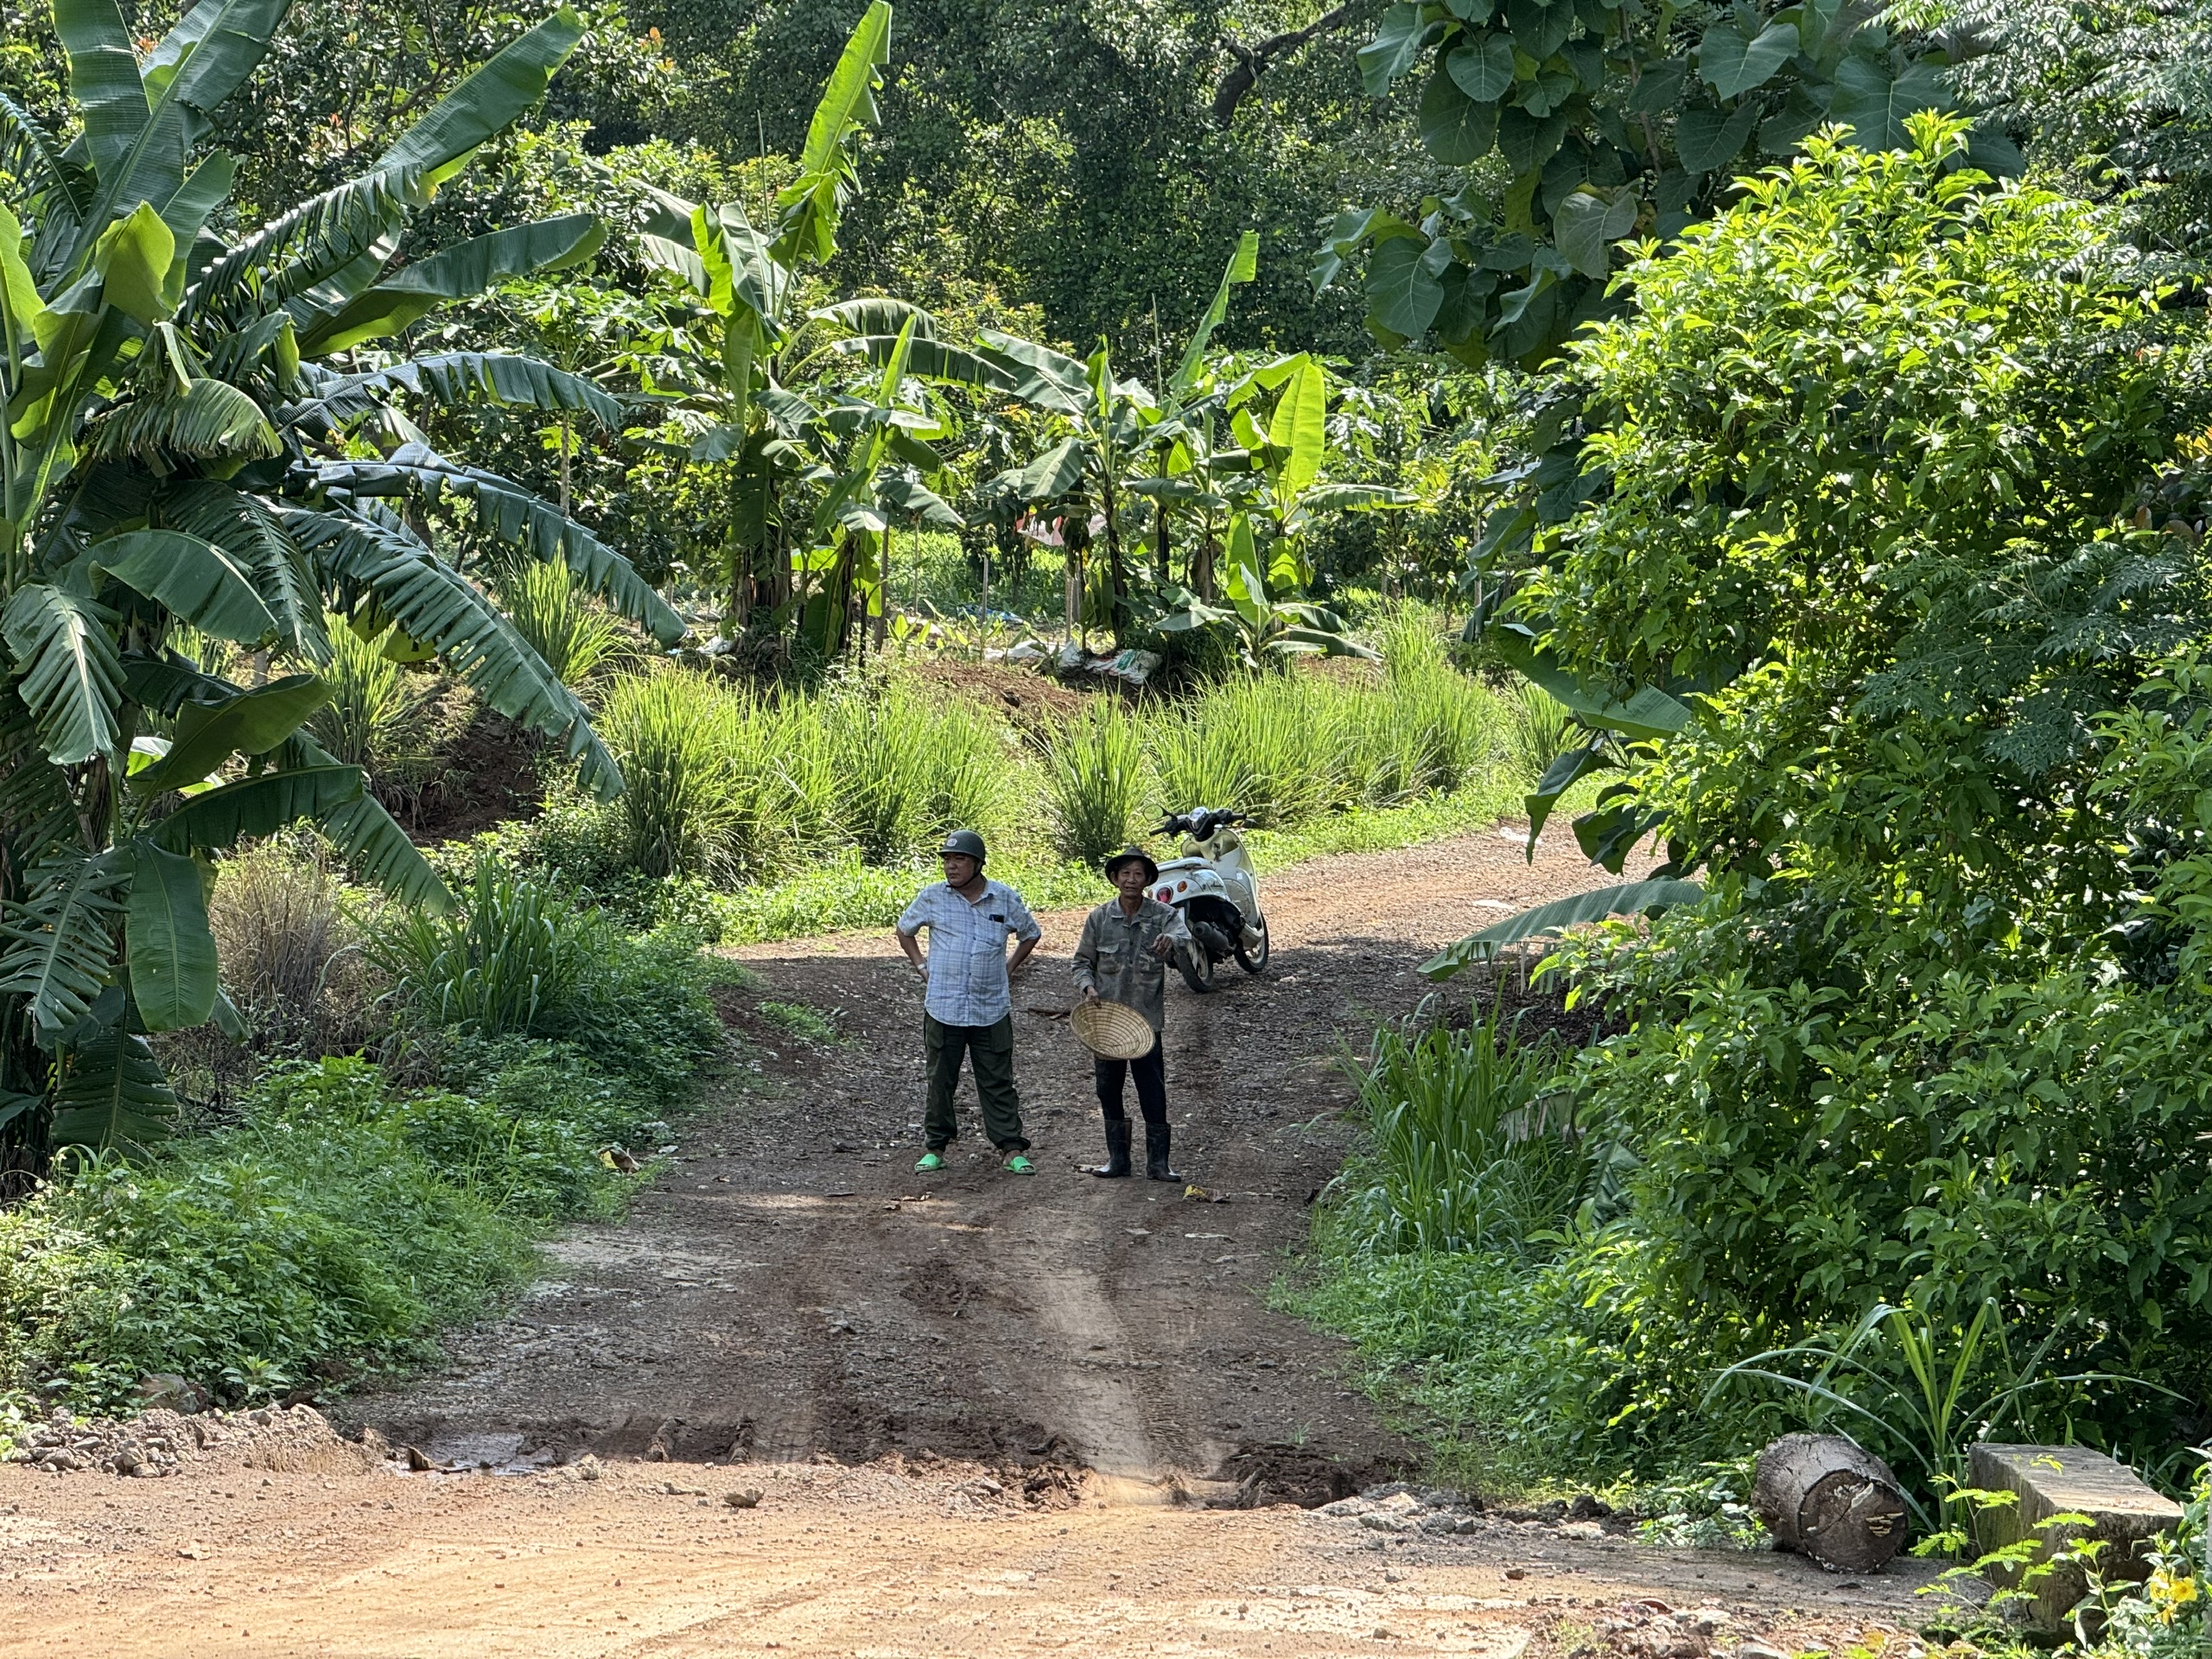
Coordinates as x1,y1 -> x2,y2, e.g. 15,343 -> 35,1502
1071,898 -> 1188,1033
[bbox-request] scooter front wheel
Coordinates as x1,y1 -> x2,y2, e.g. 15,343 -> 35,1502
1178,944 -> 1217,994
1236,915 -> 1270,973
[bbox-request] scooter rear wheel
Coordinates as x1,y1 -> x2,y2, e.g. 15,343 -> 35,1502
1177,944 -> 1217,994
1236,915 -> 1270,973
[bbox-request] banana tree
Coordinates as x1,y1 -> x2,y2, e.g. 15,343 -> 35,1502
1155,510 -> 1376,667
636,1 -> 893,640
0,0 -> 677,1158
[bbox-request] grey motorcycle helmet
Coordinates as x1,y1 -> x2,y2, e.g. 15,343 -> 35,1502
938,829 -> 988,868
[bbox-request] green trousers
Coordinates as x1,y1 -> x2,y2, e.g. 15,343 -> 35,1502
922,1013 -> 1027,1153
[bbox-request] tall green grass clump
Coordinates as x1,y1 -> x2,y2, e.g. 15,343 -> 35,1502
308,614 -> 432,775
823,676 -> 1013,861
372,860 -> 601,1036
499,560 -> 628,686
1045,700 -> 1148,864
1345,1005 -> 1595,1255
1510,683 -> 1574,779
598,670 -> 752,880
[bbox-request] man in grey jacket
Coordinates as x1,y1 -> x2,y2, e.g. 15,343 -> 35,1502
1071,845 -> 1188,1180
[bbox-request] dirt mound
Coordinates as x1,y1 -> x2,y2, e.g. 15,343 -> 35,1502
10,1403 -> 378,1481
906,655 -> 1094,734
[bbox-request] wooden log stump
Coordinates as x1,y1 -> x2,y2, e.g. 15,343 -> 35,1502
1752,1433 -> 1910,1573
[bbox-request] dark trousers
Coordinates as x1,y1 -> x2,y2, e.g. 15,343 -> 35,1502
923,1014 -> 1027,1152
1095,1036 -> 1167,1127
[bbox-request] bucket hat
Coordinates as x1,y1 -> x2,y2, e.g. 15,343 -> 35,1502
1102,845 -> 1160,885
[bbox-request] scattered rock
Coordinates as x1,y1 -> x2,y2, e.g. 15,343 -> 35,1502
1560,1520 -> 1607,1541
1378,1491 -> 1421,1515
8,1403 -> 365,1480
1569,1493 -> 1614,1521
1505,1567 -> 1528,1580
724,1488 -> 764,1510
1359,1512 -> 1411,1534
1738,1643 -> 1789,1659
1317,1497 -> 1370,1517
560,1454 -> 604,1482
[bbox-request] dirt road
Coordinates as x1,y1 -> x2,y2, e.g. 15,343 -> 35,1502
0,830 -> 1949,1659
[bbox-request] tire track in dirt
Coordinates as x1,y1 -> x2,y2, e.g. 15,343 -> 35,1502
346,828 -> 1656,1498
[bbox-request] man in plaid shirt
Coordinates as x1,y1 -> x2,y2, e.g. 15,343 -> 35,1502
895,830 -> 1043,1173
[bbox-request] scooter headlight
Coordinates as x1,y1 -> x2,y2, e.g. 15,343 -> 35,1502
1155,887 -> 1171,901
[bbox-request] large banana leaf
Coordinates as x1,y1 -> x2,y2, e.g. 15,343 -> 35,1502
773,1 -> 892,268
188,167 -> 418,325
151,0 -> 290,136
1419,879 -> 1707,981
281,732 -> 452,911
1268,356 -> 1328,506
50,1028 -> 177,1150
130,673 -> 330,793
158,483 -> 325,660
1491,626 -> 1694,741
150,763 -> 363,853
53,0 -> 143,185
296,214 -> 606,356
1172,231 -> 1260,396
314,444 -> 682,642
281,353 -> 624,432
92,526 -> 278,644
124,839 -> 219,1030
2,582 -> 124,765
286,506 -> 622,797
373,10 -> 584,184
980,331 -> 1091,417
1012,436 -> 1088,502
839,333 -> 1018,393
0,850 -> 130,1041
88,372 -> 280,463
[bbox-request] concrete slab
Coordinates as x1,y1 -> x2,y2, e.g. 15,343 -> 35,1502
1967,1443 -> 2183,1631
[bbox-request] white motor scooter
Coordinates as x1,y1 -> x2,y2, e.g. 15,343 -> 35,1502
1150,808 -> 1270,992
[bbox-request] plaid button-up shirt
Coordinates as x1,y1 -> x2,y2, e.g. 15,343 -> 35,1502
897,879 -> 1041,1027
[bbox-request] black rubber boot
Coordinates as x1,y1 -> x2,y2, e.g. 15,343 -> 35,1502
1145,1123 -> 1182,1183
1088,1118 -> 1132,1179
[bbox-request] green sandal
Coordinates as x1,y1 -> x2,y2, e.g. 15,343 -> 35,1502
913,1151 -> 946,1173
1002,1154 -> 1036,1175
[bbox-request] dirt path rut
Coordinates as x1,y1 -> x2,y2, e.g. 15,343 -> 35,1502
0,829 -> 1957,1659
354,828 -> 1647,1497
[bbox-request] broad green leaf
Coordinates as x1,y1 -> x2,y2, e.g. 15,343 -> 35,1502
1420,70 -> 1499,166
1554,188 -> 1630,278
1447,34 -> 1517,101
282,731 -> 453,911
1675,100 -> 1762,171
285,506 -> 622,798
1525,737 -> 1609,844
0,204 -> 47,347
2,583 -> 124,765
1012,435 -> 1088,501
150,764 -> 363,853
1828,58 -> 1949,152
0,850 -> 130,1041
315,442 -> 681,642
773,0 -> 893,267
130,673 -> 331,793
375,9 -> 584,184
1269,357 -> 1328,505
92,528 -> 277,643
1492,627 -> 1694,739
1171,231 -> 1260,395
53,0 -> 144,182
978,331 -> 1091,416
282,353 -> 625,431
153,0 -> 289,129
50,1028 -> 177,1150
124,840 -> 219,1030
92,201 -> 180,324
1699,20 -> 1798,99
1506,0 -> 1573,59
1358,3 -> 1433,96
1364,236 -> 1446,339
297,214 -> 605,355
1497,104 -> 1571,174
1420,880 -> 1706,978
159,150 -> 239,250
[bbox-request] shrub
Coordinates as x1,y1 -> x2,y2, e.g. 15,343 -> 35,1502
498,560 -> 629,686
208,842 -> 378,1054
371,860 -> 601,1037
1343,1006 -> 1597,1256
1044,700 -> 1148,865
